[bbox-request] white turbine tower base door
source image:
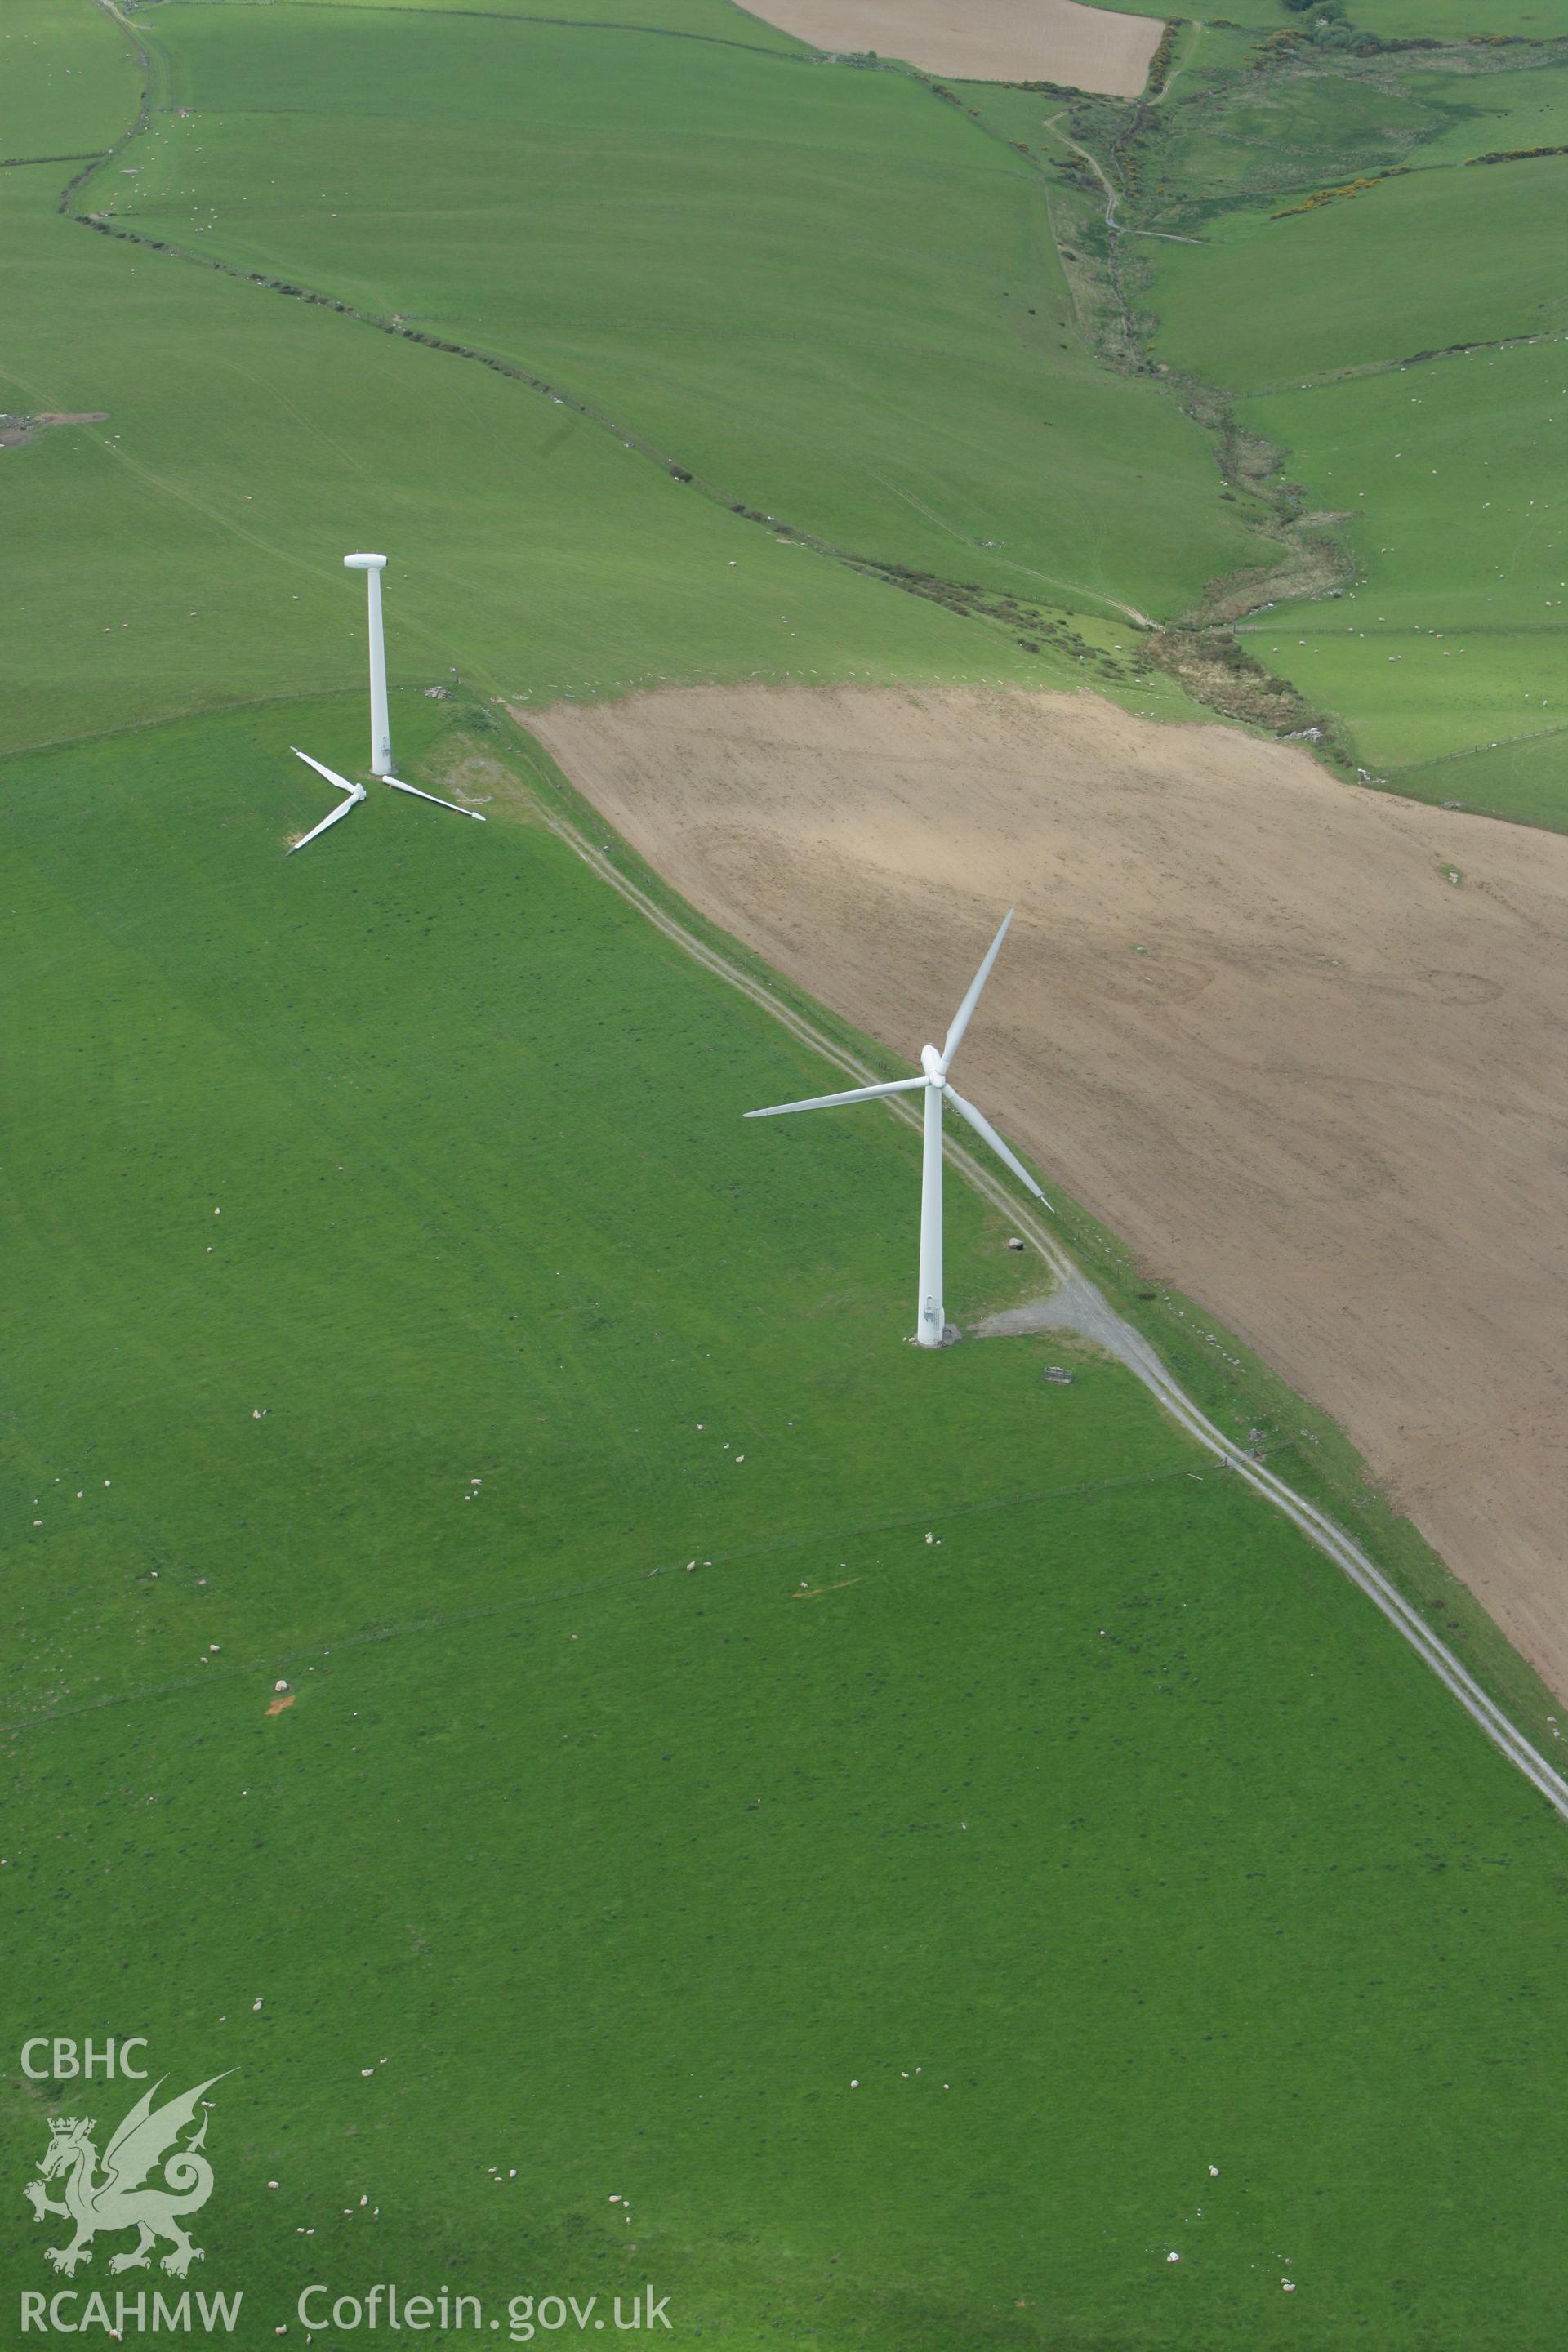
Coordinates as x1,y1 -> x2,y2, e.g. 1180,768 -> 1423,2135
343,553 -> 392,778
745,910 -> 1050,1348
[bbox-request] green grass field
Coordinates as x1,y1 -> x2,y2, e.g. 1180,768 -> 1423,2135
1139,47 -> 1568,213
1078,0 -> 1568,32
1149,155 -> 1568,390
0,0 -> 140,161
1,153 -> 1081,759
88,2 -> 1273,627
1149,66 -> 1441,206
9,1 -> 1568,2338
1397,56 -> 1568,163
8,700 -> 1568,2349
287,0 -> 810,38
1125,28 -> 1568,815
1235,340 -> 1568,780
1389,720 -> 1568,822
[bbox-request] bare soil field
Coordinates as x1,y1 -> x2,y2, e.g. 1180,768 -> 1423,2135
527,684 -> 1568,1699
733,0 -> 1160,94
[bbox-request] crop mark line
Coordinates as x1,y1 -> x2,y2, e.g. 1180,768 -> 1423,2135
3,1460 -> 1202,1735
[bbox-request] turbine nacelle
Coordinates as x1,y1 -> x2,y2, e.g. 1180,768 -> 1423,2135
920,1044 -> 945,1084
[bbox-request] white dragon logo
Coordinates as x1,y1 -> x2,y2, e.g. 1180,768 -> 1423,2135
24,2074 -> 229,2278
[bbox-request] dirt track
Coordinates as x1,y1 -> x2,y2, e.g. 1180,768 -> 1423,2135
526,684 -> 1568,1700
734,0 -> 1160,94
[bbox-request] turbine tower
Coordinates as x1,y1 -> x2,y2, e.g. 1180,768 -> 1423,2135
746,910 -> 1049,1348
344,552 -> 392,778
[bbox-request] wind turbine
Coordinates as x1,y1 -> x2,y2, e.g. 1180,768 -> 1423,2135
285,556 -> 486,851
746,910 -> 1049,1348
341,550 -> 484,824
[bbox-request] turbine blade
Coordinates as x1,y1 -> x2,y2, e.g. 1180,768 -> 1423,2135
384,775 -> 486,821
940,909 -> 1013,1071
287,791 -> 362,854
745,1076 -> 926,1120
292,746 -> 365,801
945,1085 -> 1052,1209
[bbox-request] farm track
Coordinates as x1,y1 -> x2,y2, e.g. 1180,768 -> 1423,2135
516,746 -> 1568,1826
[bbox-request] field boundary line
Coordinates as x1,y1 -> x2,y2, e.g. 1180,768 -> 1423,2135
1388,720 -> 1568,773
60,9 -> 1160,657
1239,327 -> 1568,403
1,151 -> 108,169
523,767 -> 1568,1824
272,0 -> 817,61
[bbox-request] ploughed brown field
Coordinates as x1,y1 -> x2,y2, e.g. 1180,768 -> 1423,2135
733,0 -> 1161,94
526,684 -> 1568,1699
